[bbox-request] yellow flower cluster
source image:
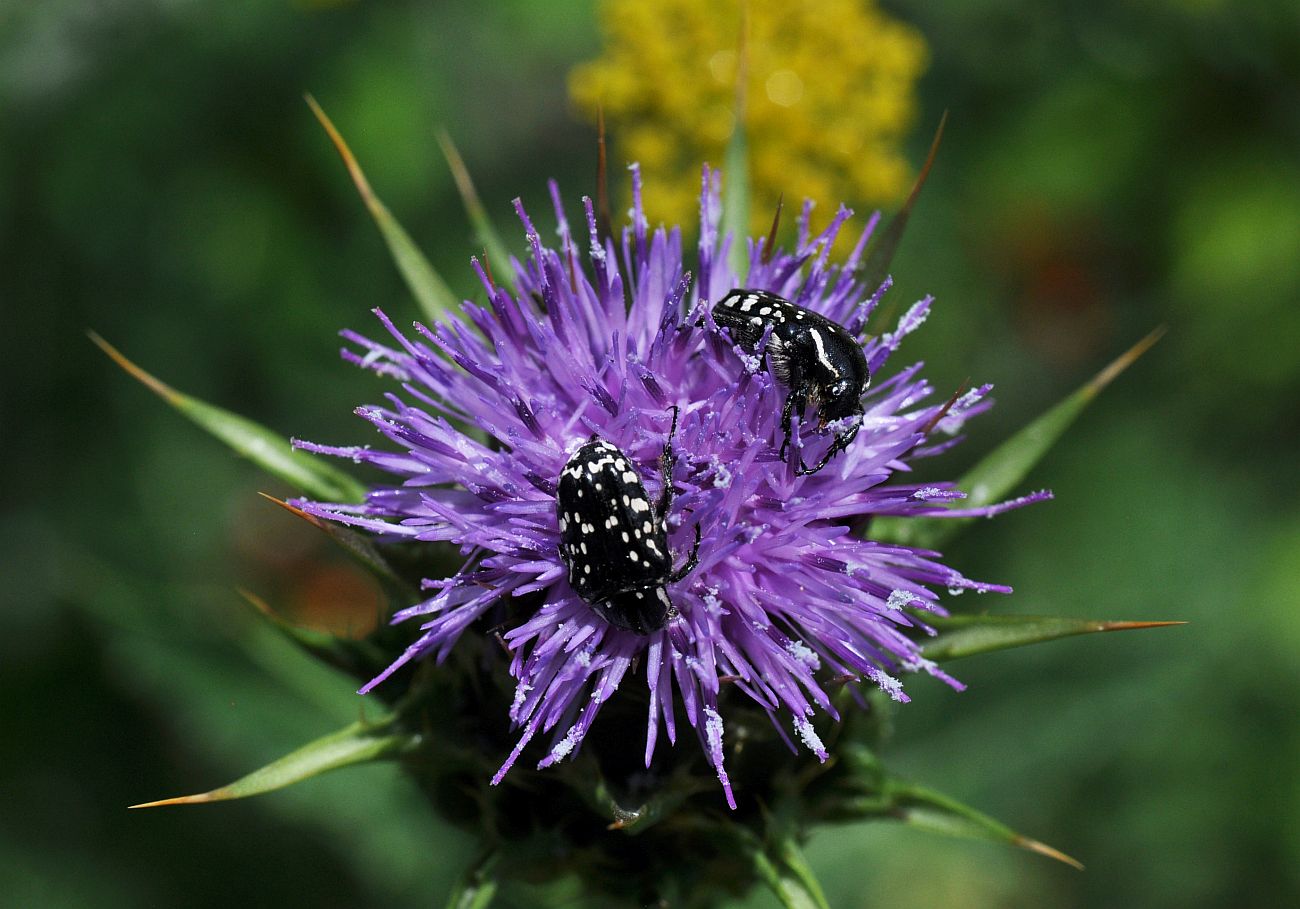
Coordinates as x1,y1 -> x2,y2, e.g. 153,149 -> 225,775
570,0 -> 928,235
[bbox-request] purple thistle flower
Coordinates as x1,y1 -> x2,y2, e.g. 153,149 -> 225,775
294,166 -> 1049,808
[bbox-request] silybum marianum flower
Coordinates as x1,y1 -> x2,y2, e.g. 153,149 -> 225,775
295,168 -> 1047,808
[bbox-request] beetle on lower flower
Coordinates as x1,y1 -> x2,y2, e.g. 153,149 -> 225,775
291,166 -> 1050,809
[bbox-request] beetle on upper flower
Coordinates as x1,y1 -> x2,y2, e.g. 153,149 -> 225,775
713,288 -> 870,474
557,407 -> 701,635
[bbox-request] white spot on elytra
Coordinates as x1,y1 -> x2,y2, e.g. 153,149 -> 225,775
809,327 -> 833,370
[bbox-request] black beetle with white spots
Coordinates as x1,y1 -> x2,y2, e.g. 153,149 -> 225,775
713,287 -> 871,475
556,408 -> 700,635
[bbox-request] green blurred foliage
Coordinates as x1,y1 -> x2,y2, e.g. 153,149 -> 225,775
1,0 -> 1296,906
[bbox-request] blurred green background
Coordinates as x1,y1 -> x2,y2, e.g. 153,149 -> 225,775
3,0 -> 1298,906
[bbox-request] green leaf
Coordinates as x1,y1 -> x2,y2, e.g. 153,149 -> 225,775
129,717 -> 418,808
258,493 -> 417,599
307,95 -> 460,324
872,326 -> 1166,550
861,111 -> 947,302
774,837 -> 832,909
238,588 -> 390,681
90,332 -> 366,503
884,782 -> 1083,870
921,613 -> 1186,662
833,752 -> 1081,868
723,122 -> 750,278
558,753 -> 705,835
721,8 -> 751,278
595,107 -> 614,243
750,838 -> 832,909
436,129 -> 514,287
594,776 -> 703,835
446,851 -> 499,909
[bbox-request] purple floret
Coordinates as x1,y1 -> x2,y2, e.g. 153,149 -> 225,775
294,165 -> 1047,808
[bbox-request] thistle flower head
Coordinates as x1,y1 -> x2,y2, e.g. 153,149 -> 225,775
295,168 -> 1044,808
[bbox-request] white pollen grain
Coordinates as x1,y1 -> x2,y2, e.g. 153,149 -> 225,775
785,639 -> 821,670
703,707 -> 724,756
884,589 -> 916,612
549,729 -> 579,761
794,717 -> 825,757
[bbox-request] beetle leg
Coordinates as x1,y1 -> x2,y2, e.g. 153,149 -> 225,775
656,404 -> 681,517
777,354 -> 808,464
669,522 -> 702,583
797,415 -> 861,476
779,393 -> 795,463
